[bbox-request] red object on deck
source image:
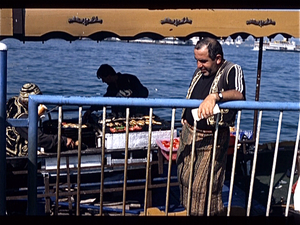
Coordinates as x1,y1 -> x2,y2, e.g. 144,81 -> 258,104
156,138 -> 179,161
227,133 -> 236,155
292,180 -> 298,194
157,133 -> 236,160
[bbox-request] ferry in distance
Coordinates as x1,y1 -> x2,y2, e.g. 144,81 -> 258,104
253,38 -> 300,52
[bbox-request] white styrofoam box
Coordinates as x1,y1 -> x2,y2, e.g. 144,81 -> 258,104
97,129 -> 177,150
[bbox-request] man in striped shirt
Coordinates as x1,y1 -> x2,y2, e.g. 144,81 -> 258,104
177,37 -> 246,216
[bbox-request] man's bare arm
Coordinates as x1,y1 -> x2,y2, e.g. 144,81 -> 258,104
198,90 -> 244,119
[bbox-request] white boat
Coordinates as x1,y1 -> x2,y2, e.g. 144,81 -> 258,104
190,36 -> 200,45
252,41 -> 267,51
253,39 -> 300,52
224,38 -> 234,45
103,37 -> 121,42
234,37 -> 243,46
158,37 -> 193,45
188,37 -> 226,46
218,39 -> 225,45
129,37 -> 156,44
266,39 -> 300,52
125,37 -> 193,45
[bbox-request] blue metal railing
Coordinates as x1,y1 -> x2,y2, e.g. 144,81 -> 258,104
25,95 -> 299,215
1,43 -> 300,216
0,41 -> 8,216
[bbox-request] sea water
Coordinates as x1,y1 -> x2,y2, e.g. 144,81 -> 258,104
1,38 -> 300,143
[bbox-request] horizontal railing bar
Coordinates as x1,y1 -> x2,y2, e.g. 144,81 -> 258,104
6,175 -> 179,193
7,118 -> 28,127
29,95 -> 300,111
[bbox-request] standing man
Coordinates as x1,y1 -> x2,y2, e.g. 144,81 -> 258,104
176,37 -> 246,216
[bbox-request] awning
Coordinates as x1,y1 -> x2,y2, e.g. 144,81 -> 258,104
0,9 -> 299,41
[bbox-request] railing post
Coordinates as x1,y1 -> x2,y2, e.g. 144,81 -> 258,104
207,113 -> 220,216
76,106 -> 83,216
0,42 -> 7,215
165,108 -> 176,215
247,110 -> 263,216
55,106 -> 63,215
285,112 -> 300,217
186,119 -> 197,216
227,110 -> 242,216
266,111 -> 283,216
122,107 -> 130,215
99,106 -> 106,216
27,96 -> 39,215
143,107 -> 153,214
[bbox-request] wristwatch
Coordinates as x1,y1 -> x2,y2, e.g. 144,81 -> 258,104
218,91 -> 223,101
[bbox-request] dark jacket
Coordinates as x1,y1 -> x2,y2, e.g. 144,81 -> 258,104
91,73 -> 149,117
6,96 -> 69,157
104,73 -> 148,98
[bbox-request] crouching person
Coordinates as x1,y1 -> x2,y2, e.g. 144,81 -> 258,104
6,83 -> 75,163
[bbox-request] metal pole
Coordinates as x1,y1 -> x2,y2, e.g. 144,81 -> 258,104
186,119 -> 197,216
143,107 -> 153,215
266,111 -> 283,216
55,106 -> 63,215
99,106 -> 106,216
27,97 -> 39,215
285,112 -> 300,217
207,113 -> 220,216
247,110 -> 263,216
227,110 -> 242,216
165,108 -> 176,215
0,42 -> 7,215
122,107 -> 130,215
76,106 -> 83,216
253,37 -> 264,139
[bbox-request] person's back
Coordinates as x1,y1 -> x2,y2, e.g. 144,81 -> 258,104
88,64 -> 149,117
6,96 -> 29,157
6,83 -> 75,159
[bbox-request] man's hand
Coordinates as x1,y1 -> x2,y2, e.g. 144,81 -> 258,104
198,93 -> 218,119
198,90 -> 244,119
116,89 -> 133,97
66,138 -> 75,149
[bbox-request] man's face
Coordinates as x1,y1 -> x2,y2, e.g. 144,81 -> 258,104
100,75 -> 112,84
194,46 -> 221,76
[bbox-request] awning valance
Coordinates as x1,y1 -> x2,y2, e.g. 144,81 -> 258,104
1,9 -> 299,41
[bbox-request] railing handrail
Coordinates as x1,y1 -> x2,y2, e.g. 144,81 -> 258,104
7,97 -> 299,128
29,95 -> 300,111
